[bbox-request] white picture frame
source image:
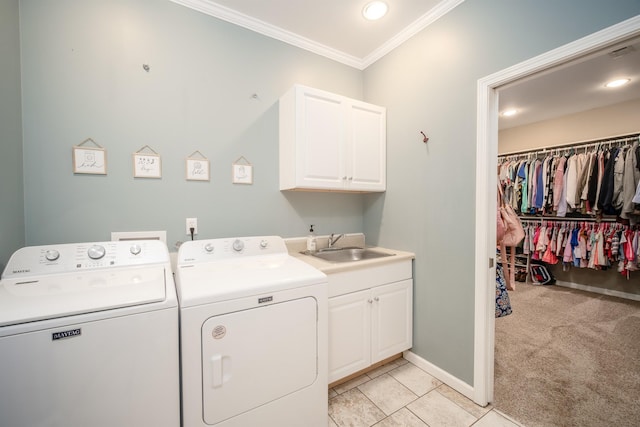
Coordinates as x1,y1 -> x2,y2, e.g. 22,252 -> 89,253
133,153 -> 162,178
232,163 -> 253,184
73,146 -> 107,175
186,158 -> 210,181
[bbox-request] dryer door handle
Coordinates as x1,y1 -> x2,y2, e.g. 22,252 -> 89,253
211,355 -> 223,388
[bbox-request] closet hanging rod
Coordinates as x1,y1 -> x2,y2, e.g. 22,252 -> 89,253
498,132 -> 639,158
519,215 -> 619,223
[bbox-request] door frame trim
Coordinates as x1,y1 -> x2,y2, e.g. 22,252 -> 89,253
473,15 -> 640,406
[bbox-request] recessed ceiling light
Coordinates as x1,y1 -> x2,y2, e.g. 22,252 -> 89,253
604,78 -> 630,88
501,108 -> 518,117
363,1 -> 388,21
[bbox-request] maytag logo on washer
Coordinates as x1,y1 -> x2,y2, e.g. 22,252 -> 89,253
212,325 -> 226,339
52,328 -> 82,341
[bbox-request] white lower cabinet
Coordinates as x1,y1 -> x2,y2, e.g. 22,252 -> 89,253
328,277 -> 412,383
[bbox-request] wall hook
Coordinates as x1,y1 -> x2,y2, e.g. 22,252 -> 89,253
420,131 -> 429,143
142,64 -> 150,72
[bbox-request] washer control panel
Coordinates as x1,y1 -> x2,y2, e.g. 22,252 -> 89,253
2,240 -> 169,279
177,236 -> 285,265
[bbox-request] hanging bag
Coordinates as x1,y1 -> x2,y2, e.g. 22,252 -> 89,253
498,185 -> 525,246
497,198 -> 506,245
497,184 -> 525,290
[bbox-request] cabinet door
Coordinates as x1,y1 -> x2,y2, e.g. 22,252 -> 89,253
371,279 -> 413,363
347,101 -> 386,191
328,289 -> 371,383
280,84 -> 386,192
295,87 -> 347,190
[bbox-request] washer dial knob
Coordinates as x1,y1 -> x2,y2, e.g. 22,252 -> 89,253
88,245 -> 106,260
130,244 -> 142,255
232,239 -> 244,252
45,249 -> 60,262
204,243 -> 215,253
260,239 -> 268,249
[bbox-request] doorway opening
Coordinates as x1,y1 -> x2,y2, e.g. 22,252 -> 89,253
473,15 -> 640,407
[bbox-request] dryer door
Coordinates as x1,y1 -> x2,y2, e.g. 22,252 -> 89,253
201,297 -> 318,425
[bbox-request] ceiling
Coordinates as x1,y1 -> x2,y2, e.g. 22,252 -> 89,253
170,0 -> 640,130
498,35 -> 640,130
170,0 -> 463,69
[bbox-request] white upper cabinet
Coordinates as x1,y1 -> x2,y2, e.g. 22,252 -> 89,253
279,85 -> 386,192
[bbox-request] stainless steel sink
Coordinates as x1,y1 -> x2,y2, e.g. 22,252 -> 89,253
303,247 -> 394,263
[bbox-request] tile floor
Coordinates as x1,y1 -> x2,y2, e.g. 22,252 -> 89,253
328,358 -> 523,427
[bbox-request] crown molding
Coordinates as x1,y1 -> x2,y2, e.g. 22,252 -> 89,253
362,0 -> 465,68
169,0 -> 464,70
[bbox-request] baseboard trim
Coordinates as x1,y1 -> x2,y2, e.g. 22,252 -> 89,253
555,280 -> 640,302
402,351 -> 475,402
328,353 -> 403,389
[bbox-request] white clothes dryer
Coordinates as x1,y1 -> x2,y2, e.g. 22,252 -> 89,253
175,236 -> 328,427
0,240 -> 180,427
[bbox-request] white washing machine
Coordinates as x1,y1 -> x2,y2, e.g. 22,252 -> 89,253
175,236 -> 327,427
0,240 -> 180,427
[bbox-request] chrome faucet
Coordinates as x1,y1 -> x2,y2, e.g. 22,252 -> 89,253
328,233 -> 344,248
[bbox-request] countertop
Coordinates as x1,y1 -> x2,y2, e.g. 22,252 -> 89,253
285,233 -> 415,275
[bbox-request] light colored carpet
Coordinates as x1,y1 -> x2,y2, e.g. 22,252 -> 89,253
494,282 -> 640,427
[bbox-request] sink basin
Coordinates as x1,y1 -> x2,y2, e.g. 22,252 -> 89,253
304,247 -> 394,263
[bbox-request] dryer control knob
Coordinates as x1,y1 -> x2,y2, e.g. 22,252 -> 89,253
232,239 -> 244,252
130,244 -> 142,255
204,243 -> 215,253
260,239 -> 268,249
45,249 -> 60,262
88,245 -> 106,260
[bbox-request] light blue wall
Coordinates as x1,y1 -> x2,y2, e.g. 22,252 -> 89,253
0,0 -> 25,270
363,0 -> 640,384
19,0 -> 364,248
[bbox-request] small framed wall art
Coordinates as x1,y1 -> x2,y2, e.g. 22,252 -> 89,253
232,156 -> 253,184
133,145 -> 162,178
185,151 -> 210,181
72,138 -> 107,175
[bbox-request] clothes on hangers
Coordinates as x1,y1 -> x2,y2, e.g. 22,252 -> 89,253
633,180 -> 640,205
499,137 -> 640,223
622,140 -> 640,220
520,220 -> 639,278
